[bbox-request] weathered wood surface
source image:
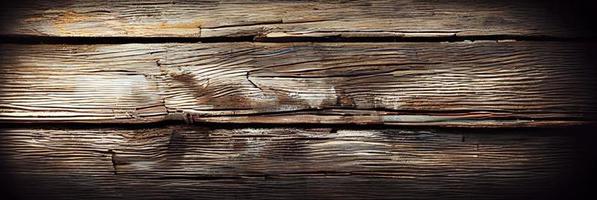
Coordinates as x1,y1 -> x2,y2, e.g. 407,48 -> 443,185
0,126 -> 592,199
0,0 -> 592,38
0,1 -> 595,200
1,41 -> 595,126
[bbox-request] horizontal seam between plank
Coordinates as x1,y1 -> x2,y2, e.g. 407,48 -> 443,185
0,35 -> 594,44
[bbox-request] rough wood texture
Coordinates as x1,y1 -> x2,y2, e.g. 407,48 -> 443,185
0,126 -> 592,199
1,1 -> 595,200
0,44 -> 167,123
0,0 -> 590,38
1,41 -> 595,126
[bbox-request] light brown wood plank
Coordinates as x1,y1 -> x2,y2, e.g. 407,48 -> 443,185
0,126 -> 591,199
1,41 -> 595,126
0,44 -> 168,123
0,0 -> 590,38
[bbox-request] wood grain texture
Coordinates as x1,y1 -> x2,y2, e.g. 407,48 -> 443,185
0,126 -> 591,199
0,0 -> 590,38
1,41 -> 596,126
0,45 -> 168,123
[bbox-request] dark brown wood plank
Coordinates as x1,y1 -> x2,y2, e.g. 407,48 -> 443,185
1,41 -> 595,126
0,126 -> 592,199
0,0 -> 590,38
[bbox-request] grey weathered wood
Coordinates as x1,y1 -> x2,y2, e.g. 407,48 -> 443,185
0,0 -> 589,38
0,126 -> 588,199
1,41 -> 595,127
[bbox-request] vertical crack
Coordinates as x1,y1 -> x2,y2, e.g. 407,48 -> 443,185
108,149 -> 118,175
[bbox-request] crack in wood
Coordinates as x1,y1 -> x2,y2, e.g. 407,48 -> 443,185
246,71 -> 263,92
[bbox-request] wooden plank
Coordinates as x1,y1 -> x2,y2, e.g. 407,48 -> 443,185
1,41 -> 595,126
0,44 -> 168,123
0,0 -> 591,38
0,126 -> 591,199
